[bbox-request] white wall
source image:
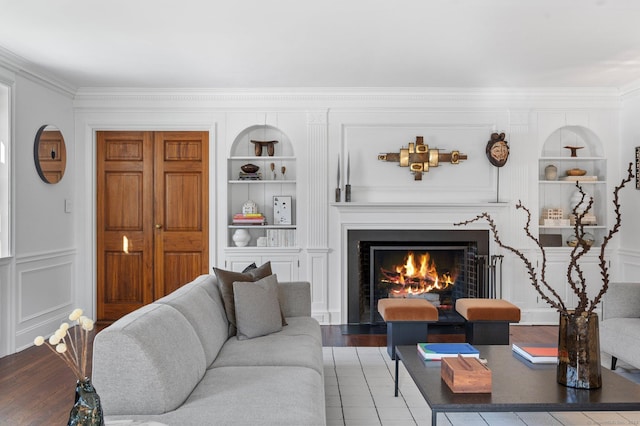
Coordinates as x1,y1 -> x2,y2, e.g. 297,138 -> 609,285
620,90 -> 640,280
0,64 -> 75,356
3,75 -> 639,355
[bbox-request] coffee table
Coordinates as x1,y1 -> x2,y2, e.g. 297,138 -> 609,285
394,345 -> 640,426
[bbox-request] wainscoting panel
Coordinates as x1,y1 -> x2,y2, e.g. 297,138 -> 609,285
14,251 -> 75,351
0,259 -> 11,357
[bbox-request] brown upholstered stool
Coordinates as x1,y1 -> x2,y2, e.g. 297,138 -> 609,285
378,298 -> 439,359
455,298 -> 521,345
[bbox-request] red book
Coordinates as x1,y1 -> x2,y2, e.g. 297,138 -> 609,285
512,343 -> 558,364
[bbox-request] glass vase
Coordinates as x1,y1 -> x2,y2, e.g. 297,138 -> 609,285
68,377 -> 104,426
557,311 -> 602,389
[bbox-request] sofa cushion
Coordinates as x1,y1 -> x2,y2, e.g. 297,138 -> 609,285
212,317 -> 323,374
213,262 -> 273,335
92,303 -> 206,415
155,275 -> 229,366
233,274 -> 283,340
104,366 -> 325,426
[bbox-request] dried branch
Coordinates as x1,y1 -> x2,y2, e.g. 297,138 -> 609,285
587,163 -> 634,314
567,185 -> 594,315
454,209 -> 566,312
455,163 -> 633,316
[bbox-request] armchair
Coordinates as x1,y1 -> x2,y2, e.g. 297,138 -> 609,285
600,282 -> 640,370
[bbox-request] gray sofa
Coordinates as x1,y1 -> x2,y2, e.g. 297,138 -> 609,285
92,274 -> 325,426
600,282 -> 640,371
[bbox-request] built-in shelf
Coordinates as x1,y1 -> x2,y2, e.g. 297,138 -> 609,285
228,225 -> 296,229
229,156 -> 296,161
224,246 -> 301,253
228,180 -> 296,184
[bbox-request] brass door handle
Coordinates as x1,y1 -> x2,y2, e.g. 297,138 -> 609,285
155,224 -> 162,229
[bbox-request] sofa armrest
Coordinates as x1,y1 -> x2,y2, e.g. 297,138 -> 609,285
602,282 -> 640,320
278,281 -> 311,317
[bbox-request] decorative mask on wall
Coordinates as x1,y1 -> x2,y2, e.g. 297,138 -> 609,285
378,136 -> 467,181
485,132 -> 509,167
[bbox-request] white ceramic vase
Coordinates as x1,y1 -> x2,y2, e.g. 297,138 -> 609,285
569,189 -> 590,214
232,229 -> 251,247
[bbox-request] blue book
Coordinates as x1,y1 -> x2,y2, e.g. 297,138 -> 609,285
417,343 -> 480,360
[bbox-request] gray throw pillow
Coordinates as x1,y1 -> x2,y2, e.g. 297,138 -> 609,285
233,274 -> 283,340
213,262 -> 273,336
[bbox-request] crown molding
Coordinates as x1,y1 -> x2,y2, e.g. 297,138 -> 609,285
0,46 -> 76,98
72,86 -> 622,111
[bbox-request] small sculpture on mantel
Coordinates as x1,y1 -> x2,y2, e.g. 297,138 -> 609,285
485,132 -> 510,167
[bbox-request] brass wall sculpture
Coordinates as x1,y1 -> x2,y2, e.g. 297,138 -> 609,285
377,136 -> 467,180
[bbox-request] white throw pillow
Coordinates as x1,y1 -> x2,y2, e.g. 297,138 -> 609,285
233,274 -> 283,340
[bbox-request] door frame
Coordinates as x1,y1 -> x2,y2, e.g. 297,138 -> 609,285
74,120 -> 219,321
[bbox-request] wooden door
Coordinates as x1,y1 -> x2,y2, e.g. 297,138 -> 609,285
96,131 -> 208,322
153,131 -> 209,297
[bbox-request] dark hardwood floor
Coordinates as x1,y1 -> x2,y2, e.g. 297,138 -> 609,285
0,325 -> 557,425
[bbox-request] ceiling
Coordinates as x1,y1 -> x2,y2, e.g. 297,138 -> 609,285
1,0 -> 640,90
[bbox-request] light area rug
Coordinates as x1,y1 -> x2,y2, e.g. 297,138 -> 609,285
323,347 -> 640,426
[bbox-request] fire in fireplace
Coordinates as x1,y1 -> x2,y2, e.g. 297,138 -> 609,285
347,229 -> 490,325
375,247 -> 458,298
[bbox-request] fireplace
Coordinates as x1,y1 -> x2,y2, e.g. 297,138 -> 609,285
347,229 -> 490,325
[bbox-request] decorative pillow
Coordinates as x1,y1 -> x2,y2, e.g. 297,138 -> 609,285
213,262 -> 281,335
241,262 -> 258,273
233,274 -> 283,340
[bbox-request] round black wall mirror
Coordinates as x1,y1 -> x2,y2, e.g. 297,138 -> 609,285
34,124 -> 67,184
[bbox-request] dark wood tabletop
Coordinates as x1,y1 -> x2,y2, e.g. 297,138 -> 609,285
395,345 -> 640,425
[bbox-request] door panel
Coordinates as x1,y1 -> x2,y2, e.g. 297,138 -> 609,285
97,131 -> 154,321
97,131 -> 208,322
153,131 -> 209,299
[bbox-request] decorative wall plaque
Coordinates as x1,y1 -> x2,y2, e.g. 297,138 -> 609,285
377,136 -> 467,181
636,146 -> 640,189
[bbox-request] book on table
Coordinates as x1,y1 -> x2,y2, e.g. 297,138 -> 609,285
511,343 -> 558,364
417,343 -> 480,361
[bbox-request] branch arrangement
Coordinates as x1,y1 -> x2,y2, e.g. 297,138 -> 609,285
455,163 -> 633,316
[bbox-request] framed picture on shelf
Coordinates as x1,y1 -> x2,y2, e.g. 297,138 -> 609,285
273,196 -> 292,225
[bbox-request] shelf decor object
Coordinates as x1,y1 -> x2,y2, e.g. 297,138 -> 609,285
242,200 -> 258,215
377,136 -> 467,181
544,164 -> 558,180
273,196 -> 292,225
335,154 -> 341,202
250,140 -> 278,156
232,229 -> 251,247
345,152 -> 351,202
563,145 -> 584,157
456,163 -> 634,389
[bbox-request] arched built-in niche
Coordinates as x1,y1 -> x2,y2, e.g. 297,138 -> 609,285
538,125 -> 607,247
226,125 -> 297,248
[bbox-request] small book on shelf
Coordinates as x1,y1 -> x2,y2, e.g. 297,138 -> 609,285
511,343 -> 558,364
417,343 -> 480,361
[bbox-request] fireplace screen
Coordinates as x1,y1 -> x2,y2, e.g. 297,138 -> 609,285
366,245 -> 472,324
347,229 -> 490,325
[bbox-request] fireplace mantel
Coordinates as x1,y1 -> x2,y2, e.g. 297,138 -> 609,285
332,202 -> 509,213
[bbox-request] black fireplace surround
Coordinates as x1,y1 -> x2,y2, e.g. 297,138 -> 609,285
347,229 -> 490,325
